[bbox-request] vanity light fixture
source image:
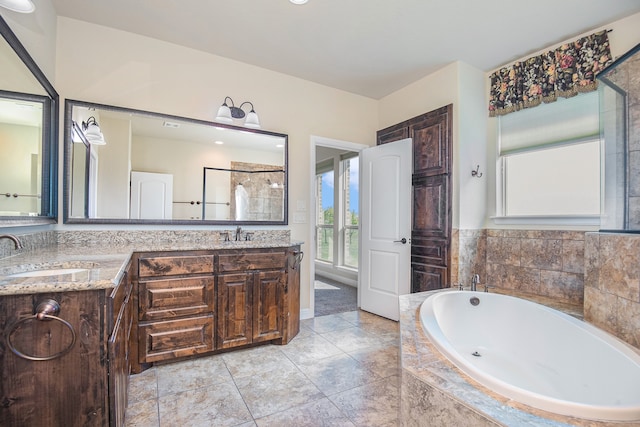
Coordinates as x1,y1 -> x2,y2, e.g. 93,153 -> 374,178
81,116 -> 106,145
0,0 -> 35,13
216,96 -> 261,129
289,0 -> 308,4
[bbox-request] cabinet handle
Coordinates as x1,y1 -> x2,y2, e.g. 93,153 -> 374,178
289,251 -> 304,270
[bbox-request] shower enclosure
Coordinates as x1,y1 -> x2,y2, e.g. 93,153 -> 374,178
598,43 -> 640,231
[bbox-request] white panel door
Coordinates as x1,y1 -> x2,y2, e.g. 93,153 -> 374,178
130,171 -> 173,219
359,138 -> 412,321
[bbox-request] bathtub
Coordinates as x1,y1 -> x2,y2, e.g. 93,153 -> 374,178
419,290 -> 640,422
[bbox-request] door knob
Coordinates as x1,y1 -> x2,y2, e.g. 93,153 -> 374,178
394,238 -> 407,244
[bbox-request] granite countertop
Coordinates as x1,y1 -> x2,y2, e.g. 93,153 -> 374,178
0,239 -> 303,296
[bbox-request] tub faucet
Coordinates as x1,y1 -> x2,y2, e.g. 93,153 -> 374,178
235,226 -> 242,241
0,234 -> 22,250
471,274 -> 480,292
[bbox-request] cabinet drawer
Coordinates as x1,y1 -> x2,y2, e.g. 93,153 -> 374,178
139,315 -> 214,363
138,254 -> 214,278
139,277 -> 214,321
218,251 -> 287,272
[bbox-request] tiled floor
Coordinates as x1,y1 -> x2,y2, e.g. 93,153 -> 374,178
125,310 -> 400,426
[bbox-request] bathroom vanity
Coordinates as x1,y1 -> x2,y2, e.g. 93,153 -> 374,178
0,240 -> 302,427
132,246 -> 301,370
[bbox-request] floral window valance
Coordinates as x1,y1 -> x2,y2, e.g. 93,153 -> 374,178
488,30 -> 612,117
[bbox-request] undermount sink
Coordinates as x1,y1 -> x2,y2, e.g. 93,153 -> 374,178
8,268 -> 88,278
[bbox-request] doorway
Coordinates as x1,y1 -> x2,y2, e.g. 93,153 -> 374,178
310,136 -> 367,317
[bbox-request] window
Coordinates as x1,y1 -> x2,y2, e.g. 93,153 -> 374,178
315,164 -> 334,262
315,153 -> 359,269
497,91 -> 600,220
343,157 -> 359,268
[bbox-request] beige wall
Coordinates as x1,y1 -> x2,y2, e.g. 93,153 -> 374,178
378,61 -> 489,230
2,0 -> 57,84
0,123 -> 40,214
54,16 -> 379,313
95,116 -> 131,218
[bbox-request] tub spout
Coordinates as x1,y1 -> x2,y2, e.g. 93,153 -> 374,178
471,274 -> 480,292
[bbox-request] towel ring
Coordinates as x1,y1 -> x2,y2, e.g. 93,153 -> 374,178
5,299 -> 76,361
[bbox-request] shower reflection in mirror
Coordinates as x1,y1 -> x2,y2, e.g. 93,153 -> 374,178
203,164 -> 285,221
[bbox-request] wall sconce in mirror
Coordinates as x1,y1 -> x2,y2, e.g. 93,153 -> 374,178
0,0 -> 35,13
216,96 -> 260,129
81,116 -> 106,145
471,164 -> 483,178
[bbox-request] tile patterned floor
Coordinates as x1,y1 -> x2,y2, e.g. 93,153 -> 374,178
125,310 -> 400,426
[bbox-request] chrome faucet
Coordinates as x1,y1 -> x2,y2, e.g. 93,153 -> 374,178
0,234 -> 22,250
235,226 -> 242,241
471,274 -> 480,292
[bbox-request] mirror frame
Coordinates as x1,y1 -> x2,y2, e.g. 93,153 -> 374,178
63,99 -> 289,226
0,15 -> 58,227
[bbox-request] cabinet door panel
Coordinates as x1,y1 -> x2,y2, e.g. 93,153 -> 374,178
217,273 -> 252,349
109,296 -> 129,427
253,270 -> 284,343
377,124 -> 409,145
139,315 -> 214,363
139,277 -> 214,321
412,174 -> 450,238
411,263 -> 448,293
411,115 -> 450,176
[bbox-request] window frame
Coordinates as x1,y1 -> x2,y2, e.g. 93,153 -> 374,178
493,93 -> 601,226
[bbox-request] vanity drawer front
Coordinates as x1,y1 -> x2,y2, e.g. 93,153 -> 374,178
218,250 -> 287,272
139,277 -> 214,321
138,254 -> 214,278
139,315 -> 214,363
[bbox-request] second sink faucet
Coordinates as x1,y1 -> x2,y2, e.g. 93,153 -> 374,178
0,234 -> 22,250
471,274 -> 480,292
235,226 -> 242,241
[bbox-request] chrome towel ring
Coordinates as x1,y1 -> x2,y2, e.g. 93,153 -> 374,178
5,299 -> 76,361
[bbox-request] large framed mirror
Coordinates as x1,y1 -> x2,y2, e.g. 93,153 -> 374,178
63,100 -> 288,225
0,16 -> 58,226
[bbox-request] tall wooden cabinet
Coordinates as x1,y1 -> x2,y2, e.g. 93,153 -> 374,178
377,104 -> 453,292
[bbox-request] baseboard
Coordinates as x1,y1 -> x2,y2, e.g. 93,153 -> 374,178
300,307 -> 314,320
315,271 -> 357,287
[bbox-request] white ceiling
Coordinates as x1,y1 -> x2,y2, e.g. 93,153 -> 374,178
50,0 -> 640,99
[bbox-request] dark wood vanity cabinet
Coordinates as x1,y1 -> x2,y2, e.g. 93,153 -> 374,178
0,263 -> 133,427
135,252 -> 216,364
217,250 -> 287,349
133,246 -> 301,366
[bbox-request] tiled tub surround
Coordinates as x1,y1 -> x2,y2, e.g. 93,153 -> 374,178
453,229 -> 586,306
584,232 -> 640,350
399,291 -> 640,427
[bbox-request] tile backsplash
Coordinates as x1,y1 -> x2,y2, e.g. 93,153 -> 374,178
454,228 -> 586,305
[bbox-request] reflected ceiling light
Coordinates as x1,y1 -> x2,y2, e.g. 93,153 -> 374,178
214,140 -> 224,145
290,0 -> 308,4
0,0 -> 35,13
216,96 -> 261,129
82,116 -> 106,145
